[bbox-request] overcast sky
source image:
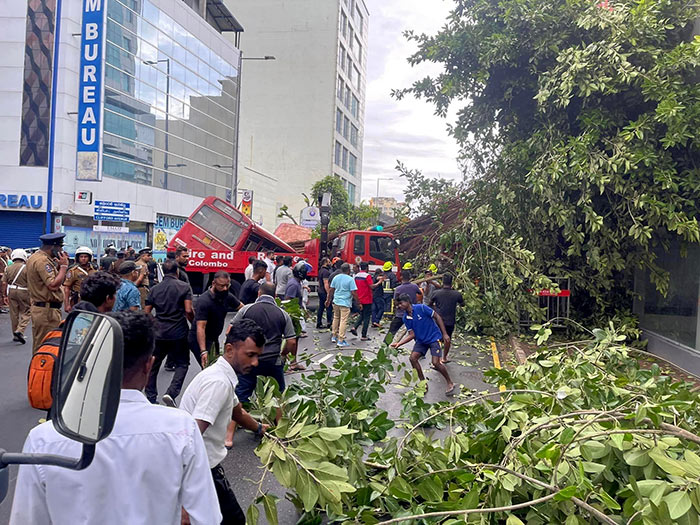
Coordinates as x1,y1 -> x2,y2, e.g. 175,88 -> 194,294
361,0 -> 461,203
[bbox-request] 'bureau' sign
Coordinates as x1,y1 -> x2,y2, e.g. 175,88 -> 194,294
76,0 -> 107,182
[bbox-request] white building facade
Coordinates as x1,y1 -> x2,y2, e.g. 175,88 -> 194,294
0,0 -> 242,256
227,0 -> 368,228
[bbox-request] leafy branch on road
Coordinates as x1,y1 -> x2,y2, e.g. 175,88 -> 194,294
245,326 -> 700,524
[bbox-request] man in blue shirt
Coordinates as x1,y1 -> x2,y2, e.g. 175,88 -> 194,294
390,293 -> 455,395
325,263 -> 358,347
113,261 -> 141,312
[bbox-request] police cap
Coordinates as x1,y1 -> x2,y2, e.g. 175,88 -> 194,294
138,247 -> 152,255
39,233 -> 66,246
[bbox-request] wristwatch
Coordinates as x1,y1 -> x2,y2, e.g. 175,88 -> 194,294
255,422 -> 264,437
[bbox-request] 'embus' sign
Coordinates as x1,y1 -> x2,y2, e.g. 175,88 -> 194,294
76,0 -> 107,182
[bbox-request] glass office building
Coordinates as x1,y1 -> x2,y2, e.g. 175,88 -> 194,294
103,0 -> 239,200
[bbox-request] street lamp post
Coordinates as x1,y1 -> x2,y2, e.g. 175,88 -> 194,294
144,58 -> 171,189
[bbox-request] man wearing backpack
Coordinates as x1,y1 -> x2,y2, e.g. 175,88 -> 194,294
27,272 -> 121,411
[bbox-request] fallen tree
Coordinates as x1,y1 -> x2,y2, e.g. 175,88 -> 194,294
246,325 -> 700,524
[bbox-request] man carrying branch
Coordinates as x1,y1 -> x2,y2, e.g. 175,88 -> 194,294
390,294 -> 456,396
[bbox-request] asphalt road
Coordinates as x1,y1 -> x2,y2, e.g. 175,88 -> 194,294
0,308 -> 494,524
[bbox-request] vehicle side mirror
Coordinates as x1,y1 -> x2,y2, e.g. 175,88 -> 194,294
52,311 -> 123,444
332,238 -> 339,248
395,239 -> 401,247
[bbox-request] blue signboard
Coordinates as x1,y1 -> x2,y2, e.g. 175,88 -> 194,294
76,0 -> 107,181
94,200 -> 130,222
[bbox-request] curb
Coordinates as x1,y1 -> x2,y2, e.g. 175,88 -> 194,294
508,334 -> 529,366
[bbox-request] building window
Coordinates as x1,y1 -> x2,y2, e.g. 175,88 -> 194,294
340,9 -> 347,37
343,116 -> 350,139
350,124 -> 358,146
348,27 -> 354,50
335,141 -> 342,166
348,153 -> 357,176
337,75 -> 344,100
348,182 -> 356,204
336,108 -> 343,133
345,87 -> 352,108
20,0 -> 57,167
342,147 -> 348,170
356,38 -> 362,64
353,66 -> 361,89
338,44 -> 346,70
355,6 -> 364,34
347,59 -> 354,82
351,95 -> 359,118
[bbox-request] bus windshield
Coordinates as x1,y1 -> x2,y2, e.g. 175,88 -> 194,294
369,235 -> 395,262
190,205 -> 245,247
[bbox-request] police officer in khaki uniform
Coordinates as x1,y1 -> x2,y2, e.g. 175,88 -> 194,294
2,249 -> 31,344
0,246 -> 10,313
134,247 -> 153,309
26,233 -> 69,353
63,246 -> 96,313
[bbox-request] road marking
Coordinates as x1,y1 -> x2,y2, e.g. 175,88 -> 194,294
490,336 -> 506,392
315,354 -> 333,365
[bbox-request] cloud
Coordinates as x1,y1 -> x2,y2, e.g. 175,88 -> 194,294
360,0 -> 461,202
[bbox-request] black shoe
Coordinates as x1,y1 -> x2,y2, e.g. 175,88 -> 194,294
12,333 -> 20,342
15,332 -> 26,345
350,328 -> 358,336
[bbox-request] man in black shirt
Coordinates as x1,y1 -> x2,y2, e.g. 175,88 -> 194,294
239,260 -> 267,304
99,245 -> 117,272
144,259 -> 194,406
188,271 -> 242,368
428,274 -> 464,363
316,258 -> 332,329
175,246 -> 190,285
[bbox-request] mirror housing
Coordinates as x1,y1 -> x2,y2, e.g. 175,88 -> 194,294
52,311 -> 123,444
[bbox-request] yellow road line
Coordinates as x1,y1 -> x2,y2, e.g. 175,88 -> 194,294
490,336 -> 506,392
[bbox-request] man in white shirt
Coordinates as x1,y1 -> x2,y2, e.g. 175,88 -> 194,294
243,255 -> 257,281
180,318 -> 267,525
10,311 -> 220,525
263,250 -> 276,282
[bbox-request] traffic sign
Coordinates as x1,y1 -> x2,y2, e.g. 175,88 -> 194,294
94,200 -> 130,222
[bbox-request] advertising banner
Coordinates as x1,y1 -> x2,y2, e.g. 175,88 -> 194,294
153,214 -> 186,261
62,226 -> 147,256
76,0 -> 107,181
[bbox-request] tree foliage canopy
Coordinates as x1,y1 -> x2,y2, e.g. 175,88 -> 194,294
394,0 -> 700,325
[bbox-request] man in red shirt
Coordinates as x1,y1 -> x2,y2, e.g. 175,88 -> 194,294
350,261 -> 378,341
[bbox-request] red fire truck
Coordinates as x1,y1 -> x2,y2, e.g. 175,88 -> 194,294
168,196 -> 400,291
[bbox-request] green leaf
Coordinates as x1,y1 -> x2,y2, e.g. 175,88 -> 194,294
262,494 -> 278,525
418,476 -> 444,502
246,504 -> 259,525
297,471 -> 319,512
581,461 -> 606,474
389,476 -> 413,502
560,427 -> 576,445
506,516 -> 525,525
649,448 -> 687,476
624,449 -> 651,467
554,486 -> 578,501
317,425 -> 358,441
664,491 -> 692,520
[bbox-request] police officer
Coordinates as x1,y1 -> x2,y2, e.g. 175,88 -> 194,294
63,246 -> 96,313
0,246 -> 11,313
134,247 -> 153,309
100,244 -> 118,272
26,233 -> 69,353
2,249 -> 30,344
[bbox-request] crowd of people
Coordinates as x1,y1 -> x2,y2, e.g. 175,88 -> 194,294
4,233 -> 465,524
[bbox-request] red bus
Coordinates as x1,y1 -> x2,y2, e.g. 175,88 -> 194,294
168,197 -> 298,290
169,196 -> 401,291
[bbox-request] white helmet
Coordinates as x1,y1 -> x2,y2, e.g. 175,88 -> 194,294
10,249 -> 27,262
75,246 -> 94,259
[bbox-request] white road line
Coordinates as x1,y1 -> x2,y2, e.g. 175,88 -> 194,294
315,354 -> 333,365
